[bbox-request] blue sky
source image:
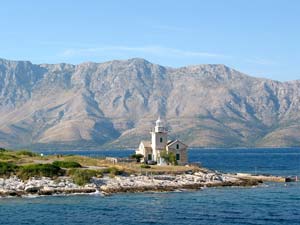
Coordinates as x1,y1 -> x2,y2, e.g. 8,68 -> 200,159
0,0 -> 299,81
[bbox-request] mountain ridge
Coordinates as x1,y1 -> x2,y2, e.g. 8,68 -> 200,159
0,57 -> 300,150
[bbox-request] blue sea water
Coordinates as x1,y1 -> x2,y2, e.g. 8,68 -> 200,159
0,148 -> 299,225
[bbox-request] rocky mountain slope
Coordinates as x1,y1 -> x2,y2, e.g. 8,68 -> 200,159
0,57 -> 300,149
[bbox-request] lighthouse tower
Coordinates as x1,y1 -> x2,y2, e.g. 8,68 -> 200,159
151,117 -> 167,162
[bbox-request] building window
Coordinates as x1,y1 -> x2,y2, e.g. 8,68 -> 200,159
176,144 -> 179,149
148,154 -> 152,161
160,137 -> 163,143
176,153 -> 180,161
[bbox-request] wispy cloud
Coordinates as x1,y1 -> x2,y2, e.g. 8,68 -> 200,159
60,45 -> 226,59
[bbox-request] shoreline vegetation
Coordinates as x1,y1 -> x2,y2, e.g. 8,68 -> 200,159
0,148 -> 292,197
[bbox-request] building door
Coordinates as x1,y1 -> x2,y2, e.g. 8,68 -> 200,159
148,154 -> 152,161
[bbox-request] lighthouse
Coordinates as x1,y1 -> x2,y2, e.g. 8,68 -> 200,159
151,117 -> 167,162
136,117 -> 188,165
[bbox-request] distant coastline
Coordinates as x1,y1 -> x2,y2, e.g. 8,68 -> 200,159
26,145 -> 300,152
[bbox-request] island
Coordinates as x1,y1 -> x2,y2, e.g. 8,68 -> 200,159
0,148 -> 290,197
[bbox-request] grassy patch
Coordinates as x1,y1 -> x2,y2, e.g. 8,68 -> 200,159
0,152 -> 18,161
17,164 -> 64,180
61,155 -> 101,167
16,150 -> 38,157
52,161 -> 82,168
140,164 -> 151,169
68,169 -> 102,186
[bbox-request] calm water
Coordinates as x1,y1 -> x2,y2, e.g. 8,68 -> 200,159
0,148 -> 299,225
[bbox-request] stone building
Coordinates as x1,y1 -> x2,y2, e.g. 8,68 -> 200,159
136,118 -> 188,165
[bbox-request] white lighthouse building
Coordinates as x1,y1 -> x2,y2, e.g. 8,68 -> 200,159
136,117 -> 188,165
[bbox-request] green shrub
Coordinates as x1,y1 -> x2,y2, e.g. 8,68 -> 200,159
160,150 -> 178,165
100,167 -> 123,176
108,167 -> 122,178
108,167 -> 122,175
0,162 -> 18,177
52,161 -> 82,168
68,169 -> 102,186
18,164 -> 64,180
16,150 -> 38,157
131,153 -> 144,162
140,164 -> 151,169
0,147 -> 7,152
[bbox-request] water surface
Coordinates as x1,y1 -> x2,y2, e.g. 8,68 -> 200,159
1,148 -> 299,225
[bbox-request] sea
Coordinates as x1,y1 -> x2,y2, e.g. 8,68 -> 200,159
0,148 -> 299,225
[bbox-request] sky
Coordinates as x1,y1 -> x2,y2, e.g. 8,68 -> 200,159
0,0 -> 299,81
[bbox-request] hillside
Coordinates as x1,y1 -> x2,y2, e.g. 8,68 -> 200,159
0,57 -> 300,149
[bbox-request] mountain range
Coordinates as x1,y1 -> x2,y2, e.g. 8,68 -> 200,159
0,57 -> 300,150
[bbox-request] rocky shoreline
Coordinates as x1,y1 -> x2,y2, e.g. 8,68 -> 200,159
0,170 -> 284,197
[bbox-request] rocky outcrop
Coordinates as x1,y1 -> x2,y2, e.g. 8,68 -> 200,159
0,57 -> 300,149
0,170 -> 273,197
0,176 -> 96,197
96,173 -> 260,194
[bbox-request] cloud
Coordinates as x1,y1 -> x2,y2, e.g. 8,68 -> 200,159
60,45 -> 226,59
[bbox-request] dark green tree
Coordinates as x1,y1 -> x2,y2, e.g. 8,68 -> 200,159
160,150 -> 178,165
131,153 -> 144,163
